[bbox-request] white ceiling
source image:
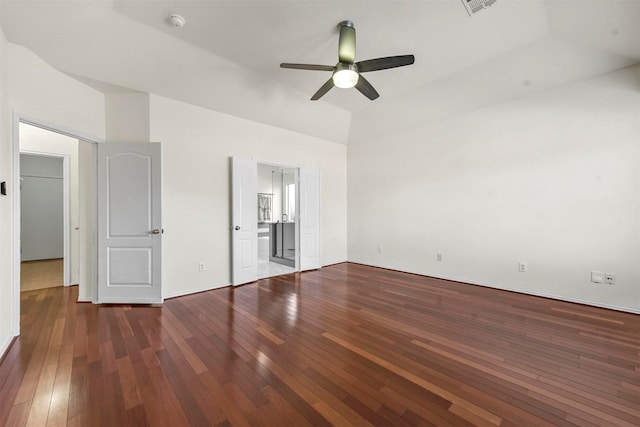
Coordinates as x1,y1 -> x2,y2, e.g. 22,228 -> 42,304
1,0 -> 639,144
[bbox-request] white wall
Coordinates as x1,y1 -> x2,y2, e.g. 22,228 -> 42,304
0,26 -> 14,357
105,92 -> 150,143
20,154 -> 64,261
20,124 -> 80,283
348,65 -> 640,313
2,41 -> 105,349
8,43 -> 105,140
150,94 -> 348,298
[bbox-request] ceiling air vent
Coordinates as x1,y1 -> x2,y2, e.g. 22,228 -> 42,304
461,0 -> 497,15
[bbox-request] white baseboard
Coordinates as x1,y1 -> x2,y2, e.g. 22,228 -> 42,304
351,261 -> 640,315
437,273 -> 640,315
164,283 -> 230,300
0,333 -> 17,361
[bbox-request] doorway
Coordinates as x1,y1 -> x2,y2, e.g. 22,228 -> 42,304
19,153 -> 66,291
11,116 -> 101,337
18,123 -> 82,293
231,156 -> 319,286
12,116 -> 162,338
258,163 -> 298,279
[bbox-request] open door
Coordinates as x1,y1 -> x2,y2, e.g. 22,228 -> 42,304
97,143 -> 162,304
299,168 -> 320,271
232,159 -> 319,283
231,157 -> 258,286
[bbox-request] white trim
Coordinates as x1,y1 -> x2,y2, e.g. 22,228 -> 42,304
0,335 -> 15,361
92,143 -> 98,302
11,113 -> 20,338
18,114 -> 105,144
62,154 -> 71,286
440,274 -> 640,314
295,170 -> 300,272
19,150 -> 72,286
163,283 -> 229,300
98,297 -> 164,304
12,112 -> 103,339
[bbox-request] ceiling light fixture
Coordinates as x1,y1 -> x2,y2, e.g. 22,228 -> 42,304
332,63 -> 359,88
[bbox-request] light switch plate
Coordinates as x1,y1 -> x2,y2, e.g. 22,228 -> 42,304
591,271 -> 604,284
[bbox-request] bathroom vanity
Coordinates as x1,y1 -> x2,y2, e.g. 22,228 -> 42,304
269,222 -> 295,267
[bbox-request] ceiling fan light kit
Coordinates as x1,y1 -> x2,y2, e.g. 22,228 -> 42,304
280,20 -> 415,101
332,63 -> 359,88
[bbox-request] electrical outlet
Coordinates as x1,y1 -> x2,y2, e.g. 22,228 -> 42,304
436,253 -> 443,261
605,273 -> 615,285
377,246 -> 382,254
199,262 -> 206,272
518,262 -> 528,273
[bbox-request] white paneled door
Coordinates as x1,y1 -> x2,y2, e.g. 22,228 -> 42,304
97,143 -> 162,304
232,157 -> 258,286
299,168 -> 320,271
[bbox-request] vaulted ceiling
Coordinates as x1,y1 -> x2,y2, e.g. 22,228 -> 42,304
1,1 -> 639,144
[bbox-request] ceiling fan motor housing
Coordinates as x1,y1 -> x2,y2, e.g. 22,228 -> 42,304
338,20 -> 356,64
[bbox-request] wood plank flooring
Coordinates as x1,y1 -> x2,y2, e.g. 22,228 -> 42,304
20,259 -> 64,292
1,262 -> 639,426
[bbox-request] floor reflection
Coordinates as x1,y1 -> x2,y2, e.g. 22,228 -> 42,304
257,276 -> 301,332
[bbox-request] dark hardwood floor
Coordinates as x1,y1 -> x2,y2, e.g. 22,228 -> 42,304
1,263 -> 639,426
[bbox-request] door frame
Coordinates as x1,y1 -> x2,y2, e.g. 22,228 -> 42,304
19,150 -> 72,286
11,112 -> 103,336
233,157 -> 314,284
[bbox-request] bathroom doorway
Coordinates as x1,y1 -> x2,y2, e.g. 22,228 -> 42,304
257,163 -> 298,279
232,156 -> 319,286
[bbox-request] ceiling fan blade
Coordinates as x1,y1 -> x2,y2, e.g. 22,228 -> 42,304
338,21 -> 356,63
311,78 -> 335,100
280,63 -> 334,71
355,74 -> 379,100
356,55 -> 415,73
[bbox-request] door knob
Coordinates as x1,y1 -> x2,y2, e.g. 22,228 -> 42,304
235,226 -> 241,230
151,229 -> 161,234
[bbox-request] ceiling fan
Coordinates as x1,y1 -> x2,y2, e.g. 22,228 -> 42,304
280,20 -> 415,101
